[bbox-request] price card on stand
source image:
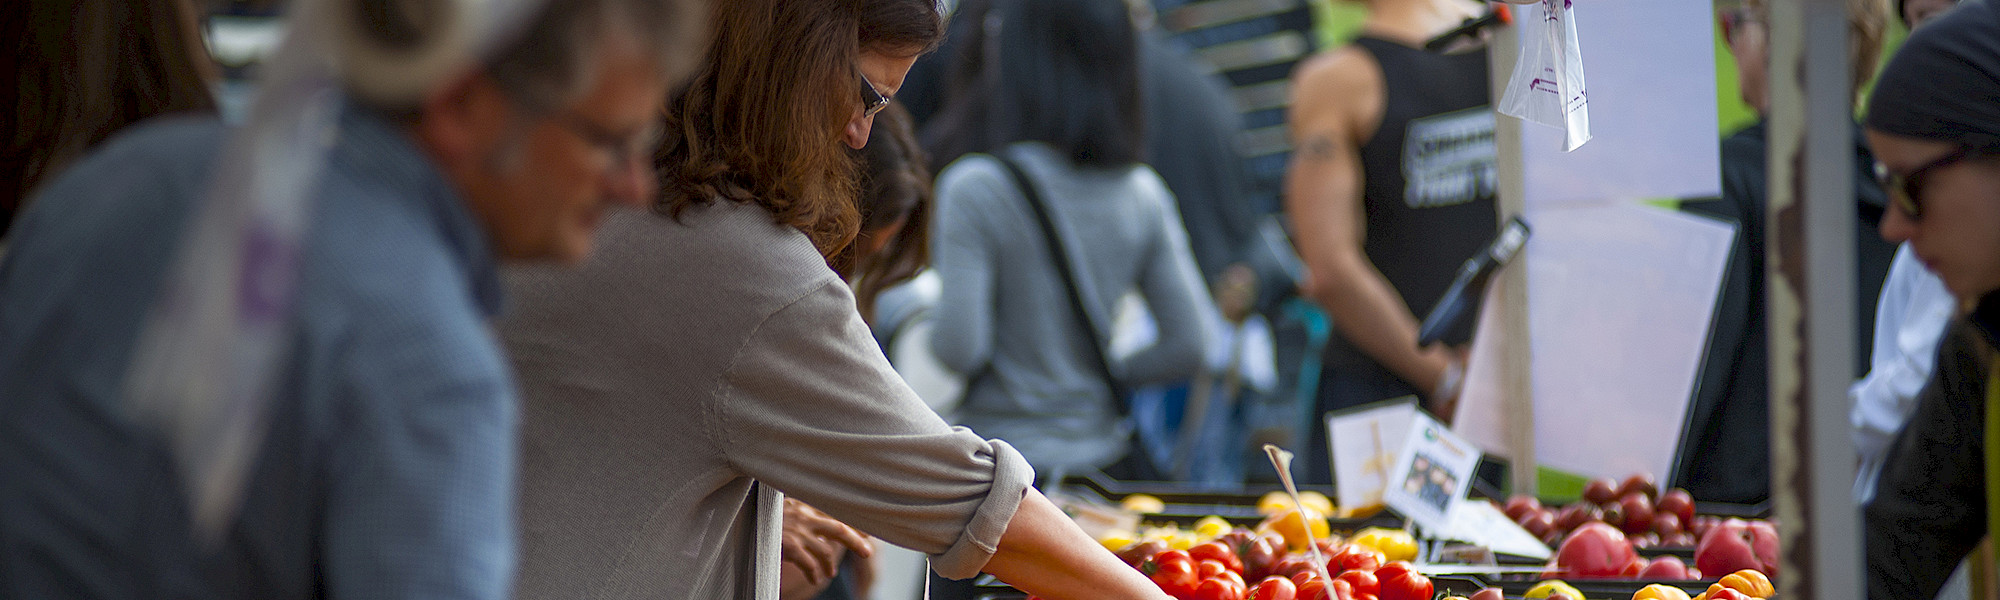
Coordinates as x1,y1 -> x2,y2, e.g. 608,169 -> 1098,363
1381,412 -> 1483,534
1324,398 -> 1420,512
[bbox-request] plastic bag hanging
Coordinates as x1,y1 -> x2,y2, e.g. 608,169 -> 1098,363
1498,0 -> 1591,151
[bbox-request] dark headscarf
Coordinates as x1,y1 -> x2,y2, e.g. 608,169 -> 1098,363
1866,0 -> 2000,149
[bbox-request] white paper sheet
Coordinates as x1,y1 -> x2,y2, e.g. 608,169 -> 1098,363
1516,0 -> 1723,208
1384,412 -> 1483,534
1442,500 -> 1553,560
1326,399 -> 1419,511
1454,202 -> 1736,483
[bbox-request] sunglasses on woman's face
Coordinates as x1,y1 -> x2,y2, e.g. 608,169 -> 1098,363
1875,145 -> 1988,221
858,71 -> 891,118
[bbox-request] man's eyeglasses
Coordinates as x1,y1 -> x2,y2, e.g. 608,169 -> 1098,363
1875,145 -> 1989,220
858,71 -> 891,118
552,112 -> 664,174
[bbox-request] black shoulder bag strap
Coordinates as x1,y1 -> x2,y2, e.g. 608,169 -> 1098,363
990,153 -> 1131,415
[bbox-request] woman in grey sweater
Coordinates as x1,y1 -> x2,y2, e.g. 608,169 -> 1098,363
928,0 -> 1217,475
497,1 -> 1175,599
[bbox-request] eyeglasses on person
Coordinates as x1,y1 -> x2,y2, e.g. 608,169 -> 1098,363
1874,145 -> 1993,220
858,70 -> 891,118
551,112 -> 665,176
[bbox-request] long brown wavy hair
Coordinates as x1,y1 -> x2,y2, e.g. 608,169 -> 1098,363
656,0 -> 945,260
3,0 -> 216,235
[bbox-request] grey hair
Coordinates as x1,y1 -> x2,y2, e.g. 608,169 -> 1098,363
484,0 -> 708,113
338,0 -> 707,115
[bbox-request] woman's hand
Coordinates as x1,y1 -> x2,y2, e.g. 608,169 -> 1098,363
780,498 -> 874,587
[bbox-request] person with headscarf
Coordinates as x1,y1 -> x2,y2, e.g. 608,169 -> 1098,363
1860,2 -> 2000,597
0,0 -> 704,598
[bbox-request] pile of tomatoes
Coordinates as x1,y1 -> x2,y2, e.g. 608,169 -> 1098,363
1123,528 -> 1435,600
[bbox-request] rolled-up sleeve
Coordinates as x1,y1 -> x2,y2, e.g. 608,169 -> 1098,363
715,278 -> 1035,578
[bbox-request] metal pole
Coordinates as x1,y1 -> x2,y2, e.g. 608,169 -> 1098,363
1765,0 -> 1861,596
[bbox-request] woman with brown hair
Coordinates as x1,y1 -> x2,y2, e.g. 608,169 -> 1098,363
2,0 -> 218,238
496,0 -> 1174,598
779,100 -> 932,600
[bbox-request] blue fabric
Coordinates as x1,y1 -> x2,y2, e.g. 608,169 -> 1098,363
0,108 -> 515,600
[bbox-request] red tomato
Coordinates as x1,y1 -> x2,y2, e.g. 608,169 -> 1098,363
1241,535 -> 1283,579
1156,549 -> 1196,569
1251,576 -> 1298,600
1330,545 -> 1385,573
1273,556 -> 1318,580
1217,570 -> 1247,590
1378,571 -> 1432,600
1145,551 -> 1200,599
1297,580 -> 1331,600
1291,569 -> 1321,590
1328,579 -> 1355,600
1352,594 -> 1379,600
1193,577 -> 1248,600
1199,559 -> 1230,581
1335,570 -> 1379,597
1192,541 -> 1247,574
1372,561 -> 1416,585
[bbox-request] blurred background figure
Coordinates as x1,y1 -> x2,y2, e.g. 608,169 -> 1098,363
923,0 -> 1216,594
926,0 -> 1215,479
1677,0 -> 1890,505
841,102 -> 934,327
913,0 -> 1288,489
2,0 -> 218,241
1283,0 -> 1497,485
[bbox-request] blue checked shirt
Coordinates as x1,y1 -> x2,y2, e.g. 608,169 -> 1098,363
0,107 -> 516,600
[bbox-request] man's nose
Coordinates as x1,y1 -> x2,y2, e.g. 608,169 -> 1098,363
606,159 -> 656,207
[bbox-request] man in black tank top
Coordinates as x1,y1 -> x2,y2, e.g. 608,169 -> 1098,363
1283,0 -> 1497,484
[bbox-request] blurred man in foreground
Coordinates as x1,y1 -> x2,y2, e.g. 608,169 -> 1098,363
0,0 -> 702,597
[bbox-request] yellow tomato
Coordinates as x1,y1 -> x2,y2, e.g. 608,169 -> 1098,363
1299,490 -> 1336,515
1121,493 -> 1167,514
1632,584 -> 1692,600
1718,570 -> 1774,597
1349,527 -> 1419,562
1096,529 -> 1136,552
1525,580 -> 1586,600
1193,515 -> 1233,540
1256,507 -> 1331,551
1257,491 -> 1292,515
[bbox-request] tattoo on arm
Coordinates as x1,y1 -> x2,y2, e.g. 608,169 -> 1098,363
1298,135 -> 1337,161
